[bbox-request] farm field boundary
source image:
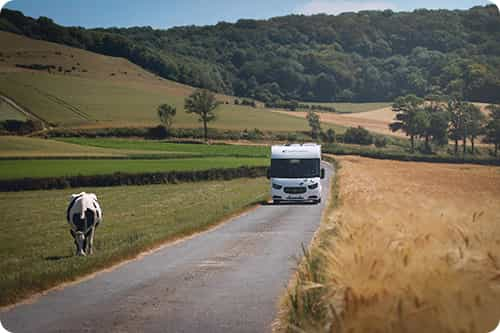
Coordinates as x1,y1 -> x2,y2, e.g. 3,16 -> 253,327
0,166 -> 268,192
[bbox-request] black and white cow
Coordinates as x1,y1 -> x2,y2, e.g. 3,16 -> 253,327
66,192 -> 103,256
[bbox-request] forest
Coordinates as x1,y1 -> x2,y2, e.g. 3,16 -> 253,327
1,6 -> 499,103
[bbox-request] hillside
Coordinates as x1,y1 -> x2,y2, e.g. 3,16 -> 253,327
0,31 -> 313,131
1,6 -> 499,103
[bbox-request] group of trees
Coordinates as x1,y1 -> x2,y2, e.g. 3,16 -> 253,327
157,89 -> 220,142
390,95 -> 500,156
2,6 -> 500,104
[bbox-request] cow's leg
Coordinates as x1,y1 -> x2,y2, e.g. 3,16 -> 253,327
86,227 -> 95,255
74,232 -> 86,256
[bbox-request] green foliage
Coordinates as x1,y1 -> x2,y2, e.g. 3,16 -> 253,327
343,126 -> 373,145
485,105 -> 500,157
0,119 -> 44,135
390,95 -> 424,152
306,111 -> 321,139
157,103 -> 177,129
184,89 -> 221,141
2,6 -> 500,103
0,165 -> 268,191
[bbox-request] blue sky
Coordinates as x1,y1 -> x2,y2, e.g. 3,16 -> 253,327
1,0 -> 494,29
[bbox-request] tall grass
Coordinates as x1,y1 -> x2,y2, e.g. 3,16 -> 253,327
279,156 -> 500,333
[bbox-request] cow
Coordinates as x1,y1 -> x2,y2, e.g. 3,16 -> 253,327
66,192 -> 103,256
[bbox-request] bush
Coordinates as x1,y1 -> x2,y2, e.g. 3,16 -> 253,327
343,126 -> 373,145
0,120 -> 44,135
374,136 -> 388,148
146,125 -> 169,139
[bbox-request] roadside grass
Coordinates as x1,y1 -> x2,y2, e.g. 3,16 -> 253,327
0,178 -> 269,306
300,102 -> 391,114
279,156 -> 500,332
58,138 -> 270,158
0,157 -> 269,180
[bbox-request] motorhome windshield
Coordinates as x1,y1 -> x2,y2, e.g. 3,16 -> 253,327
270,159 -> 320,179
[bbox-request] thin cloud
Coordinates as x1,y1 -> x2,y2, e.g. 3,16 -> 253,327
0,1 -> 12,13
297,0 -> 398,15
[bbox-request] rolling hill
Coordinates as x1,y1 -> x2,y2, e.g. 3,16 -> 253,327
1,6 -> 499,104
0,31 -> 320,132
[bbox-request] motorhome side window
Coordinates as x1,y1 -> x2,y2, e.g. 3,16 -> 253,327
270,158 -> 320,179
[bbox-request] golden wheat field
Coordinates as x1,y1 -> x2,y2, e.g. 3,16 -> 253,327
283,156 -> 500,333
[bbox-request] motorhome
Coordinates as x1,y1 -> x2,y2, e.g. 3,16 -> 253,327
268,144 -> 325,204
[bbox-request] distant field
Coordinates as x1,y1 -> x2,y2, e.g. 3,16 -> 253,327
0,136 -> 135,157
0,178 -> 268,306
59,138 -> 269,157
0,98 -> 26,121
276,107 -> 403,137
301,102 -> 391,113
0,31 -> 312,132
283,156 -> 500,332
0,157 -> 269,180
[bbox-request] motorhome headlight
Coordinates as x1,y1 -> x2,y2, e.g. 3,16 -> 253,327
308,183 -> 319,190
272,183 -> 283,190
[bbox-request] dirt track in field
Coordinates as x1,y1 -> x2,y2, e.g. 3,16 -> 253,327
275,108 -> 403,137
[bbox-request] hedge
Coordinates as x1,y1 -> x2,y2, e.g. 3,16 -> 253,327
323,146 -> 500,166
0,166 -> 268,192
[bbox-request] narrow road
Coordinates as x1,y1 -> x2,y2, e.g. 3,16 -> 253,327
1,164 -> 333,333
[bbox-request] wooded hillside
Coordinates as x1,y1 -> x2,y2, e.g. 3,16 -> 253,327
1,6 -> 499,103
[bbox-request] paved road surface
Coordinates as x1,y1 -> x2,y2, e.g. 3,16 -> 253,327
1,164 -> 332,333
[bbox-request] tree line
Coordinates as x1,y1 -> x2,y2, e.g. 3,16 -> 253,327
389,95 -> 500,157
1,6 -> 499,103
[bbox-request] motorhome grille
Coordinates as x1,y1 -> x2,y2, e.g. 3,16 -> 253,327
284,187 -> 307,194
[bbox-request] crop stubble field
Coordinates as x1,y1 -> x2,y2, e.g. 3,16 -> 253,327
284,156 -> 500,332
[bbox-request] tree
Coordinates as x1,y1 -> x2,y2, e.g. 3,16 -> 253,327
464,103 -> 485,155
306,111 -> 321,140
390,95 -> 424,153
157,104 -> 177,129
184,89 -> 221,142
343,126 -> 373,145
485,105 -> 500,157
325,128 -> 336,144
446,98 -> 467,156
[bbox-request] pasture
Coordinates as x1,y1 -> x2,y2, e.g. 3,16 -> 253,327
0,31 -> 311,132
58,138 -> 270,157
0,178 -> 268,306
283,156 -> 500,332
0,157 -> 268,180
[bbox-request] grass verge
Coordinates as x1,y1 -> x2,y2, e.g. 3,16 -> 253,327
0,178 -> 268,307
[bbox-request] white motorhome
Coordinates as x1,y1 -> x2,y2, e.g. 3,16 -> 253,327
267,144 -> 325,204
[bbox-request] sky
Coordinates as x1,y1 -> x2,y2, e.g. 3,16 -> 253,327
0,0 -> 496,29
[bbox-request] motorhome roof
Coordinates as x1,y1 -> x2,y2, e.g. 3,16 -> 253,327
271,144 -> 321,159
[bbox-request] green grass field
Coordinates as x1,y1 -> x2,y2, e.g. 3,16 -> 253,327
0,178 -> 268,306
300,102 -> 391,114
59,138 -> 270,157
0,157 -> 269,180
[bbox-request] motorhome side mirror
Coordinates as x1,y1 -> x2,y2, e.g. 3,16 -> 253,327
266,168 -> 271,180
320,168 -> 325,179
